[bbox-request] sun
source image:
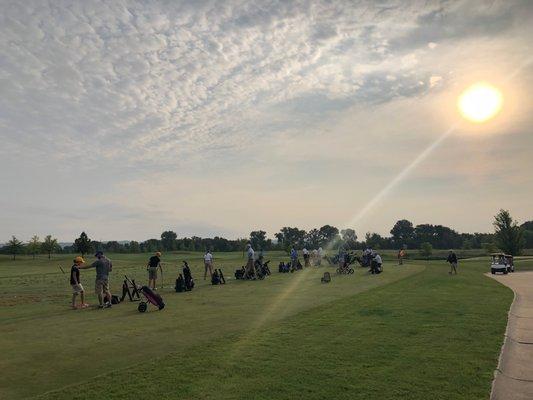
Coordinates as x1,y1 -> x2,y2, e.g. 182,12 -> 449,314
458,82 -> 503,123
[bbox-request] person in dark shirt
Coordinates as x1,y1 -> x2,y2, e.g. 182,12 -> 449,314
70,256 -> 88,309
146,251 -> 162,289
447,250 -> 458,275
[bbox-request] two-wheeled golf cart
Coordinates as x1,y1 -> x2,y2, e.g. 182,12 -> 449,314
490,253 -> 514,275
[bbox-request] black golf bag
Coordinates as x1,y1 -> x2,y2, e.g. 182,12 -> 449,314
235,266 -> 246,280
211,269 -> 226,285
175,273 -> 186,292
183,261 -> 195,290
321,272 -> 331,283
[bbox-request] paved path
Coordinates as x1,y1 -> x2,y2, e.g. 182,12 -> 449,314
489,272 -> 533,399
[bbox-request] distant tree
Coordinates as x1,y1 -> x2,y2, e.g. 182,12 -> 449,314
364,232 -> 384,249
7,236 -> 24,260
160,231 -> 177,251
41,235 -> 60,259
390,219 -> 415,247
27,235 -> 41,259
275,227 -> 307,251
74,232 -> 91,257
521,221 -> 533,249
493,209 -> 524,256
482,242 -> 497,254
129,241 -> 141,253
318,225 -> 339,246
340,228 -> 358,249
462,238 -> 473,250
250,230 -> 268,250
304,229 -> 321,249
419,242 -> 433,259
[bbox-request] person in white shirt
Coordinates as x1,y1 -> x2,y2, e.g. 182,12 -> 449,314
312,249 -> 319,266
204,250 -> 214,280
244,243 -> 256,279
372,253 -> 383,274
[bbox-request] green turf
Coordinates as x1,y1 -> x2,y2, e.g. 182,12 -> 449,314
0,252 -> 518,399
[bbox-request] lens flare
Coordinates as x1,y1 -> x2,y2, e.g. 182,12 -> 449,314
458,83 -> 503,123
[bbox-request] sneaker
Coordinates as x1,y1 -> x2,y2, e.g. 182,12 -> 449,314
104,302 -> 112,308
98,304 -> 105,309
81,303 -> 90,309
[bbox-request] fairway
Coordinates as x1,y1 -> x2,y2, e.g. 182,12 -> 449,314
0,253 -> 524,399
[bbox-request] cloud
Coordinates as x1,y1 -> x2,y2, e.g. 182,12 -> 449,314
0,0 -> 532,241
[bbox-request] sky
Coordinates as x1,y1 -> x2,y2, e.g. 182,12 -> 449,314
0,0 -> 532,243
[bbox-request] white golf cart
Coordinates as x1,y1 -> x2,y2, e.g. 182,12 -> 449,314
490,253 -> 514,275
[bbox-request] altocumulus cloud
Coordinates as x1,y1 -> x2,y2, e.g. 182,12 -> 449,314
0,0 -> 532,241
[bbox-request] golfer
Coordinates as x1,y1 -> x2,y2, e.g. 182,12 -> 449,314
447,250 -> 458,274
79,251 -> 113,309
147,251 -> 162,289
70,256 -> 88,309
303,248 -> 310,267
398,249 -> 405,265
290,246 -> 298,270
204,250 -> 214,280
244,243 -> 255,279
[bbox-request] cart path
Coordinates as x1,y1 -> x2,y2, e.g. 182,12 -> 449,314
488,271 -> 533,400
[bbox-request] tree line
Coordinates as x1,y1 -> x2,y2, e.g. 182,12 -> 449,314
1,210 -> 530,259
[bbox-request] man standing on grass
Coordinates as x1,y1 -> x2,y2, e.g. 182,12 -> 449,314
203,249 -> 213,280
290,246 -> 298,270
80,251 -> 113,308
303,248 -> 310,267
447,250 -> 458,275
244,243 -> 255,279
147,251 -> 162,289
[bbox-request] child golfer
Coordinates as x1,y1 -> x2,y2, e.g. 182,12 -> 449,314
70,256 -> 88,309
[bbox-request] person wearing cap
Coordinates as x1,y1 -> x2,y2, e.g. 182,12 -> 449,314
79,251 -> 113,308
70,256 -> 88,309
447,250 -> 458,275
147,251 -> 162,289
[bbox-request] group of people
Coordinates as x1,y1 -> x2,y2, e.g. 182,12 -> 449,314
67,246 -> 461,309
69,251 -> 113,309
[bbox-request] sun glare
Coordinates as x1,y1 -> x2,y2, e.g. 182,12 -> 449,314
458,82 -> 503,123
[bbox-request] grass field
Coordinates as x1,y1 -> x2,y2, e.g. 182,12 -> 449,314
1,252 -> 531,399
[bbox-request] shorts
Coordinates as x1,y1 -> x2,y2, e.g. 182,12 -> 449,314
95,278 -> 109,294
148,268 -> 158,280
71,283 -> 84,294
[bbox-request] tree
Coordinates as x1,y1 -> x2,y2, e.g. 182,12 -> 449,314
27,235 -> 41,259
74,232 -> 91,256
318,225 -> 339,246
41,235 -> 60,259
390,219 -> 415,247
250,230 -> 268,250
493,209 -> 524,256
340,228 -> 358,249
160,231 -> 177,251
419,242 -> 433,259
364,232 -> 384,249
275,227 -> 307,251
7,236 -> 24,260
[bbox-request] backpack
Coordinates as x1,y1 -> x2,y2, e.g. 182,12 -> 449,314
235,267 -> 245,280
175,274 -> 185,292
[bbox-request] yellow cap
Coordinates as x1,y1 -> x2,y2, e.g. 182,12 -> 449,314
74,256 -> 85,264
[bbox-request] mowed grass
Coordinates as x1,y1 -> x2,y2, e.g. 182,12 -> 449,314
0,253 -> 522,399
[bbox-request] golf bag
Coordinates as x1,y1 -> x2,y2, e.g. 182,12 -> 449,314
254,259 -> 271,279
175,273 -> 186,292
235,266 -> 246,280
212,269 -> 226,285
182,261 -> 195,290
321,272 -> 331,283
278,262 -> 290,273
104,294 -> 121,304
137,285 -> 165,312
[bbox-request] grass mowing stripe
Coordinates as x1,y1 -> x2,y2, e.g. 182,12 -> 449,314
35,261 -> 511,400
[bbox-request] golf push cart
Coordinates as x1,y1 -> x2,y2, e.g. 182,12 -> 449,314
490,253 -> 514,275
